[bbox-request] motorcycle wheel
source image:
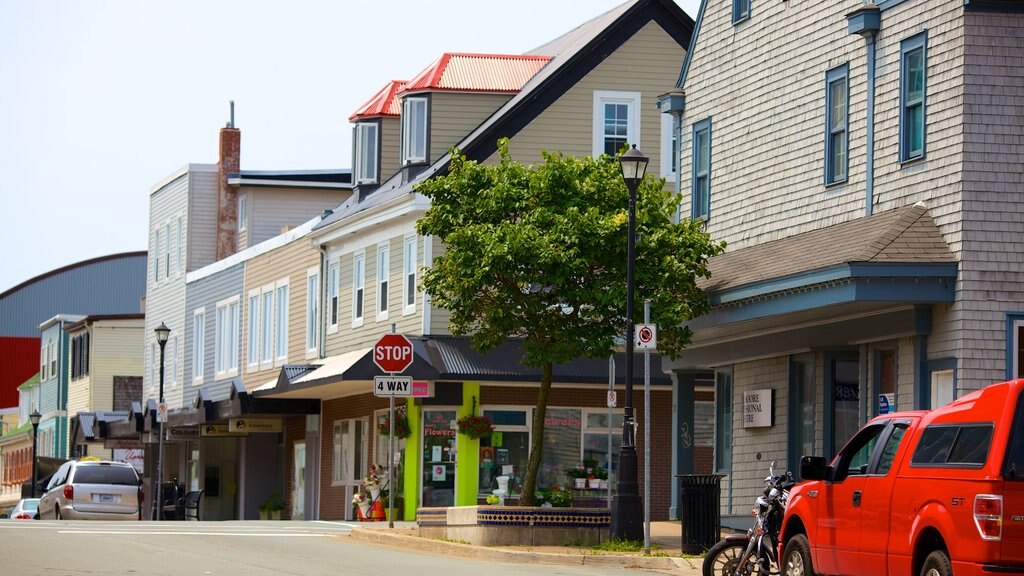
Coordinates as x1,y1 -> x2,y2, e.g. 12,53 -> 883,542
703,540 -> 760,576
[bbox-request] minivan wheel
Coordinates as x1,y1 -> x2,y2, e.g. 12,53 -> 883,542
783,534 -> 815,576
921,550 -> 952,576
55,507 -> 61,520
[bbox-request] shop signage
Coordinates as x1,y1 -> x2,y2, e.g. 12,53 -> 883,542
201,424 -> 248,437
166,427 -> 200,441
104,439 -> 144,450
743,389 -> 773,428
373,375 -> 413,397
228,418 -> 281,433
879,393 -> 895,415
373,333 -> 414,373
412,380 -> 430,397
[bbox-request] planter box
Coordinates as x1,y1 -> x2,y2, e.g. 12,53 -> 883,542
259,510 -> 282,520
417,506 -> 611,546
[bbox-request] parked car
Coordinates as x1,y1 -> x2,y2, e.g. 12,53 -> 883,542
38,459 -> 142,520
9,498 -> 40,520
779,379 -> 1024,576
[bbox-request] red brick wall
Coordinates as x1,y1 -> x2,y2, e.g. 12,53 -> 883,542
318,394 -> 392,520
216,127 -> 240,260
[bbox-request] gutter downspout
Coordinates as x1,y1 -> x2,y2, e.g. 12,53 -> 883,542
847,4 -> 881,217
317,209 -> 332,360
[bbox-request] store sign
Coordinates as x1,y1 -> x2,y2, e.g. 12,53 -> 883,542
412,380 -> 431,397
228,418 -> 281,433
104,439 -> 144,450
166,428 -> 200,441
201,424 -> 247,437
743,389 -> 773,428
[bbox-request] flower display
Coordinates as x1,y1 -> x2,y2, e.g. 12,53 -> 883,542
485,494 -> 501,505
565,464 -> 588,479
456,415 -> 494,439
377,410 -> 411,438
352,491 -> 368,505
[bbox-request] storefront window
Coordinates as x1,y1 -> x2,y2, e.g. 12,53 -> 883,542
422,410 -> 457,507
479,409 -> 530,498
583,410 -> 622,480
536,407 -> 582,490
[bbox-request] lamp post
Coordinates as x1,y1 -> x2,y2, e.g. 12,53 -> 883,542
30,410 -> 41,498
612,145 -> 648,540
154,322 -> 170,521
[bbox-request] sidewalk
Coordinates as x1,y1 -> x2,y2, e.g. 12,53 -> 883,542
348,520 -> 704,573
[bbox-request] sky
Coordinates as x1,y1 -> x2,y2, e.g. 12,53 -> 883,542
0,0 -> 700,294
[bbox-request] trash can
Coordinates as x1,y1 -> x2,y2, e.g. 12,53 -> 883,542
677,474 -> 723,553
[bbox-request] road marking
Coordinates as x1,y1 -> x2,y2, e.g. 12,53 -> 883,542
58,531 -> 332,536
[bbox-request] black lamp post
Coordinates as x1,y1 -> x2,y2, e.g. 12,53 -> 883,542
30,410 -> 41,498
611,145 -> 648,540
154,322 -> 170,521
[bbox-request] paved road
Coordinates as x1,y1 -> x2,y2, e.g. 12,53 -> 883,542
0,520 -> 670,576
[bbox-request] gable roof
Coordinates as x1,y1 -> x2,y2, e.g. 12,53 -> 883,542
401,53 -> 552,95
315,0 -> 694,233
349,80 -> 407,121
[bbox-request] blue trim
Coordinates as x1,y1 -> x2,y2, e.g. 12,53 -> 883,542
924,357 -> 957,409
899,31 -> 928,163
1005,313 -> 1024,380
677,0 -> 708,88
691,118 -> 712,220
824,64 -> 850,186
732,0 -> 750,24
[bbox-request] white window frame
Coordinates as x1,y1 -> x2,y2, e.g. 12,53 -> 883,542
402,97 -> 428,164
352,251 -> 365,328
214,295 -> 241,379
305,267 -> 319,359
930,369 -> 954,409
328,260 -> 340,334
332,418 -> 369,485
169,221 -> 177,278
154,228 -> 161,283
192,308 -> 205,384
177,216 -> 184,275
274,279 -> 289,366
48,338 -> 57,378
164,222 -> 172,279
377,243 -> 390,321
247,290 -> 260,372
592,90 -> 641,158
355,122 -> 379,184
260,285 -> 274,369
40,339 -> 48,381
403,235 -> 417,315
660,113 -> 677,183
237,194 -> 248,232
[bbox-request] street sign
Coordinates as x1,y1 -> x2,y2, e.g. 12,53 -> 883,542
607,390 -> 617,408
374,375 -> 413,397
635,324 -> 657,350
157,402 -> 168,423
374,333 -> 414,373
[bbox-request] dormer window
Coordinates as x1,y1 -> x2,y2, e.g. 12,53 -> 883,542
354,122 -> 379,184
402,97 -> 428,164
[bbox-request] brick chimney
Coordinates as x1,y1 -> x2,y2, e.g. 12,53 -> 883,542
216,102 -> 241,260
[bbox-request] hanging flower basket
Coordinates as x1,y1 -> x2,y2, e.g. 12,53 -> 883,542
456,415 -> 494,439
377,410 -> 411,439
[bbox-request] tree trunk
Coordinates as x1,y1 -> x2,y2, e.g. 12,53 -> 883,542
519,362 -> 553,506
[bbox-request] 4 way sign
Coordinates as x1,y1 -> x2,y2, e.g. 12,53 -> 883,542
374,375 -> 413,397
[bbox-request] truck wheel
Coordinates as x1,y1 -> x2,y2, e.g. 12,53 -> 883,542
921,550 -> 952,576
703,540 -> 757,576
783,534 -> 815,576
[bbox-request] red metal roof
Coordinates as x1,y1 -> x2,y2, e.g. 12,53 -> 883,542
348,80 -> 407,121
400,53 -> 552,95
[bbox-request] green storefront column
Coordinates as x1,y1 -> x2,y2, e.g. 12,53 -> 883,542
455,382 -> 481,506
403,401 -> 422,521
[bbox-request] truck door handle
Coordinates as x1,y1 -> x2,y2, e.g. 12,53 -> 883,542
852,490 -> 862,507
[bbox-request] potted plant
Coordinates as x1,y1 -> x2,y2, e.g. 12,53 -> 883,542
377,411 -> 411,439
456,415 -> 494,439
565,464 -> 588,489
595,465 -> 609,489
352,491 -> 371,519
259,492 -> 285,520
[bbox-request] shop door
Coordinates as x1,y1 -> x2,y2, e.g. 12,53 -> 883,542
421,409 -> 457,507
292,442 -> 305,520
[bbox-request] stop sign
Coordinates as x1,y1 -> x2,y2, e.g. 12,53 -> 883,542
373,333 -> 414,373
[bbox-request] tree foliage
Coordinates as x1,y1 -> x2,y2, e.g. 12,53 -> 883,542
414,140 -> 725,503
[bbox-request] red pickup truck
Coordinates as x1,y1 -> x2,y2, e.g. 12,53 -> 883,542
779,379 -> 1024,576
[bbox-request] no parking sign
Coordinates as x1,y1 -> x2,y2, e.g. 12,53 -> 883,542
635,323 -> 657,350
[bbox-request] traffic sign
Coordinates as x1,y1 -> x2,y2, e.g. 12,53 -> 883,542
157,402 -> 168,423
635,323 -> 657,350
374,333 -> 414,373
374,376 -> 413,397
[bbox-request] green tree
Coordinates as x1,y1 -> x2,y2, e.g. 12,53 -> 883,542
415,140 -> 725,505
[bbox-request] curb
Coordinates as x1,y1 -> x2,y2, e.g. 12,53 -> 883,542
347,527 -> 701,572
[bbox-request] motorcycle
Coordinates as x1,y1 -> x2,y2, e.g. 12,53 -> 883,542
702,462 -> 795,576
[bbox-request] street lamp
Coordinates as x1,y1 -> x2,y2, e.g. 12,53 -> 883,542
612,145 -> 648,540
30,410 -> 41,498
154,322 -> 170,521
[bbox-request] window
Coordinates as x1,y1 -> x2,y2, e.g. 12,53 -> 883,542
930,369 -> 954,409
164,222 -> 171,279
306,268 -> 319,357
1004,391 -> 1024,481
71,334 -> 91,380
261,288 -> 274,367
404,236 -> 417,313
912,424 -> 993,467
875,348 -> 896,415
834,422 -> 886,481
789,355 -> 816,478
40,338 -> 48,380
733,0 -> 750,24
900,32 -> 927,162
328,261 -> 340,331
333,419 -> 367,484
247,292 -> 259,371
237,195 -> 247,231
169,221 -> 177,277
583,409 -> 623,481
275,281 -> 289,364
692,118 -> 711,220
715,369 -> 733,473
825,65 -> 848,185
660,114 -> 677,182
49,338 -> 57,377
215,296 -> 240,377
154,228 -> 161,283
353,252 -> 365,326
377,244 -> 390,319
177,216 -> 184,274
876,424 -> 908,475
592,91 -> 641,158
355,122 -> 379,184
402,97 -> 428,164
479,408 -> 531,497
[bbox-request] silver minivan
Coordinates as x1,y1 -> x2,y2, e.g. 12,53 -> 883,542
38,460 -> 142,520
